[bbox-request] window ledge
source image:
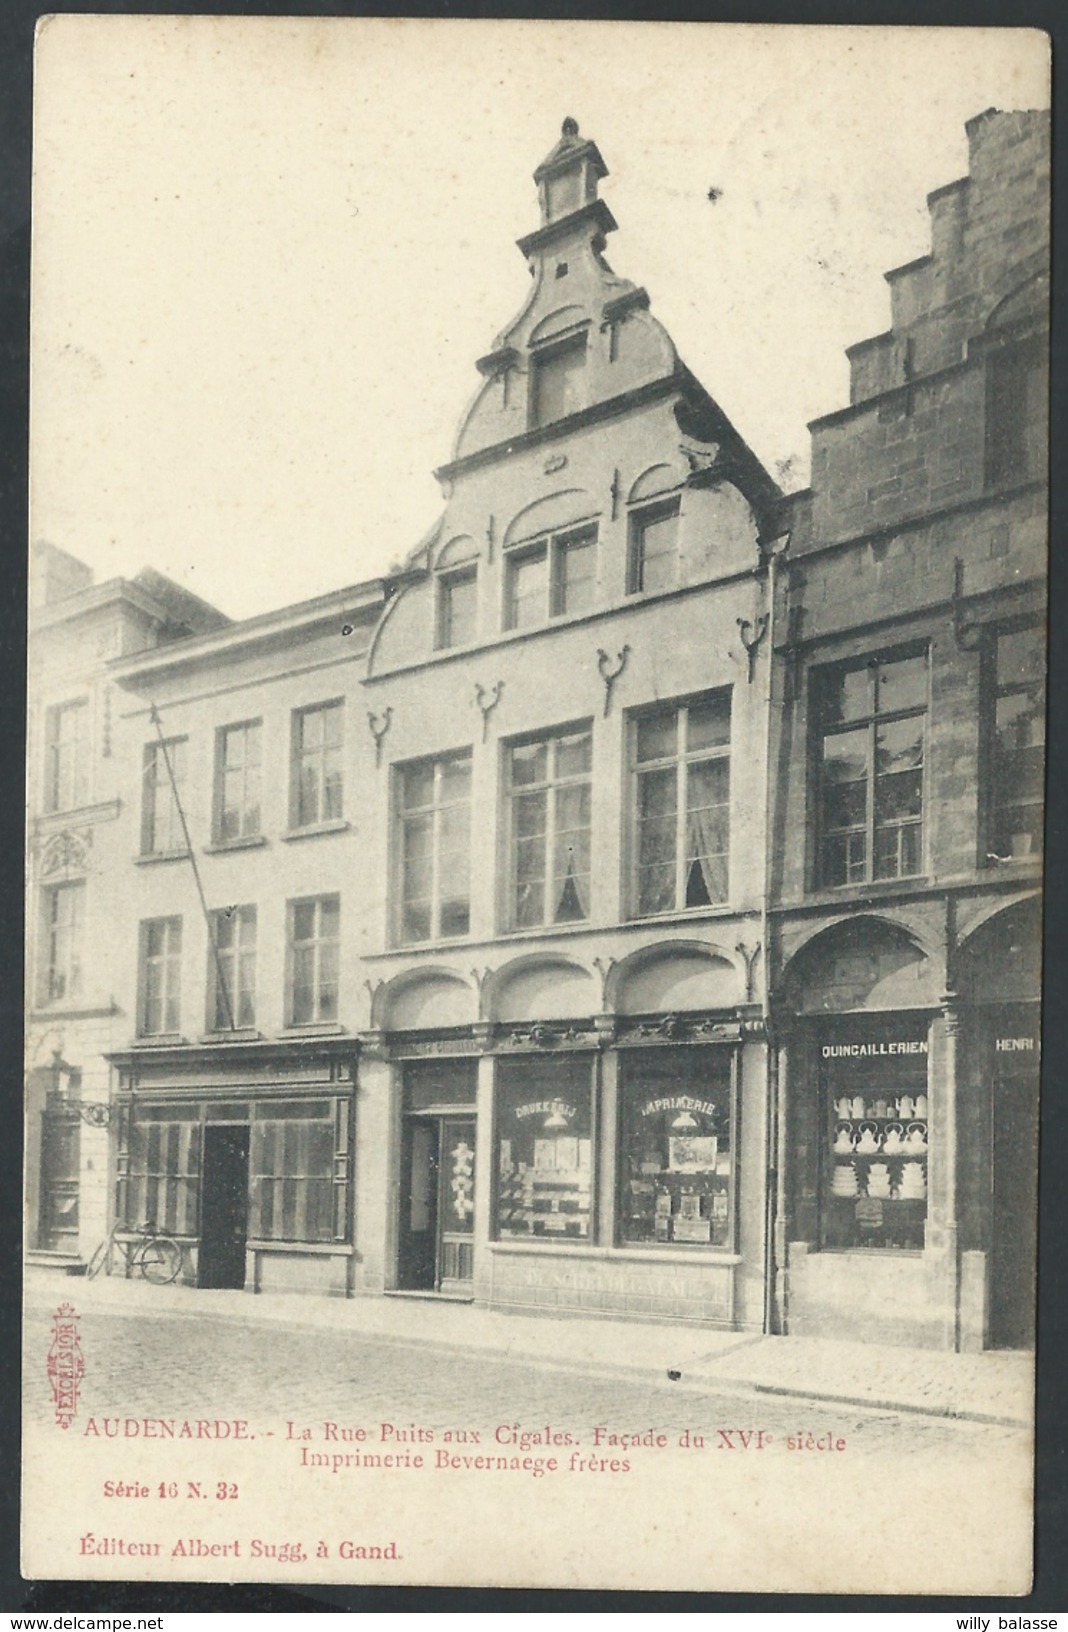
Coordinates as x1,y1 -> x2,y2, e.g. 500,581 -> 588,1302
134,849 -> 190,867
199,1029 -> 263,1044
281,820 -> 351,843
130,1034 -> 187,1048
489,1240 -> 742,1265
203,835 -> 268,855
30,1002 -> 119,1022
803,875 -> 928,908
280,1023 -> 347,1038
626,903 -> 740,927
247,1240 -> 354,1256
34,798 -> 123,833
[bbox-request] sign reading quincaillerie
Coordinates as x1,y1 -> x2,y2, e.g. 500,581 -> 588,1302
821,1040 -> 929,1059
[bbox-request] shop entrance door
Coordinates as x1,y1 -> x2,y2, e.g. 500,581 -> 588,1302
199,1125 -> 250,1290
397,1116 -> 475,1294
39,1099 -> 81,1252
990,1062 -> 1040,1349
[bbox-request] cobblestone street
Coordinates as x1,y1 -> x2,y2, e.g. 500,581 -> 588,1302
25,1287 -> 1024,1462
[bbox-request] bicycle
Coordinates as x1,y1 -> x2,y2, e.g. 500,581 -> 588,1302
85,1220 -> 184,1285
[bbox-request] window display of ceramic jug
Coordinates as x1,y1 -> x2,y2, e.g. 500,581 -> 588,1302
850,1094 -> 866,1118
833,1123 -> 856,1156
905,1121 -> 927,1152
898,1094 -> 915,1118
883,1122 -> 905,1154
856,1122 -> 880,1155
915,1093 -> 928,1117
836,1096 -> 852,1118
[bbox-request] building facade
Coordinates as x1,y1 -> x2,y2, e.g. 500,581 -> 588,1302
26,112 -> 1048,1351
769,108 -> 1049,1351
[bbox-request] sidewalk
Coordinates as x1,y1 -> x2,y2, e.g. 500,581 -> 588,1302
24,1265 -> 1033,1429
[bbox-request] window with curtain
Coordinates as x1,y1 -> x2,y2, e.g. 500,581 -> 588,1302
632,695 -> 731,915
506,726 -> 592,929
505,525 -> 598,630
397,752 -> 472,943
816,651 -> 926,887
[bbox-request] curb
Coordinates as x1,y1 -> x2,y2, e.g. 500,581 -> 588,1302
24,1278 -> 1029,1430
745,1380 -> 1030,1430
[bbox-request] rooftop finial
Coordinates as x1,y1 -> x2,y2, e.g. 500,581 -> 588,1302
562,116 -> 579,138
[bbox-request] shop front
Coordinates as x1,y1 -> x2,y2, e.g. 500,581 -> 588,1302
368,947 -> 769,1329
108,1042 -> 357,1296
482,1021 -> 764,1329
778,915 -> 957,1349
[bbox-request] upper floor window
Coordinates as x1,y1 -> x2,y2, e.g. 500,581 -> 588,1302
139,916 -> 182,1036
288,895 -> 340,1026
397,753 -> 472,943
530,334 -> 586,428
44,699 -> 89,813
632,695 -> 731,915
986,337 -> 1048,490
506,726 -> 592,929
215,721 -> 262,843
815,651 -> 927,888
505,525 -> 598,631
990,624 -> 1045,862
40,881 -> 84,1005
628,498 -> 680,596
141,738 -> 188,856
437,568 -> 478,650
292,702 -> 343,828
208,904 -> 257,1030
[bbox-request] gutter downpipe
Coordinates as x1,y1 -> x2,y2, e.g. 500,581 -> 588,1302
761,534 -> 789,1336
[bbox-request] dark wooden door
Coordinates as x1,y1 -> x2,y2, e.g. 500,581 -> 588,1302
39,1101 -> 81,1251
398,1119 -> 439,1290
990,1068 -> 1040,1349
199,1125 -> 250,1290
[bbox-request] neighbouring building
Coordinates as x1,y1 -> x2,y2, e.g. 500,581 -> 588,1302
768,108 -> 1049,1351
26,542 -> 229,1266
26,111 -> 1049,1352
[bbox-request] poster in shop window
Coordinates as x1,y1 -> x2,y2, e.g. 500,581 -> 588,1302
22,18 -> 1051,1599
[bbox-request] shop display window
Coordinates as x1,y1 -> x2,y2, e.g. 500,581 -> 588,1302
618,1048 -> 734,1248
124,1105 -> 202,1236
495,1057 -> 594,1241
249,1099 -> 336,1243
820,1026 -> 929,1250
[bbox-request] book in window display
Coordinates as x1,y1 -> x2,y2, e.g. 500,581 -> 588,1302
496,1058 -> 594,1241
619,1050 -> 733,1248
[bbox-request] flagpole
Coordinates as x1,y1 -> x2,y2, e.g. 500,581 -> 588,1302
148,703 -> 237,1032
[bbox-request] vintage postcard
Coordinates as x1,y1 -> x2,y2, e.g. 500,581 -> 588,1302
23,18 -> 1050,1595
